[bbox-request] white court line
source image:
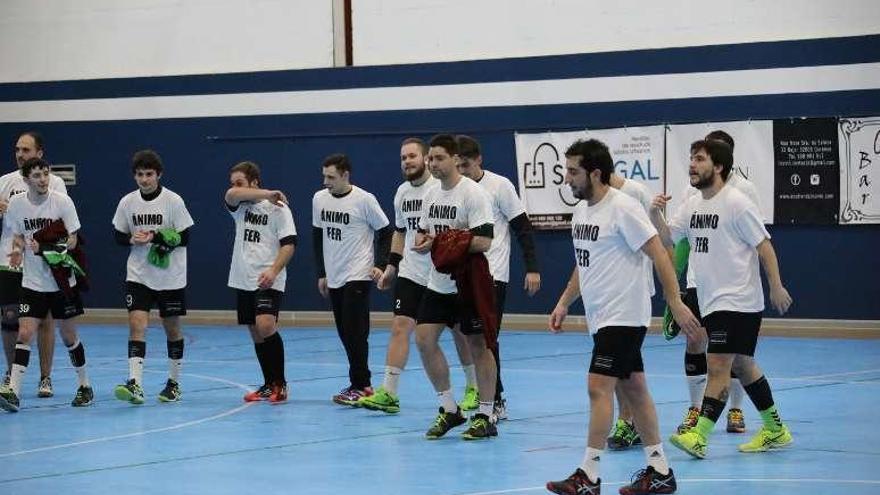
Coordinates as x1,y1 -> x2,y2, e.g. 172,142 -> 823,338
455,477 -> 880,495
795,368 -> 880,380
0,371 -> 255,459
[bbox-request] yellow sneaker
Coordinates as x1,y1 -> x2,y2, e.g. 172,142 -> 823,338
738,425 -> 792,453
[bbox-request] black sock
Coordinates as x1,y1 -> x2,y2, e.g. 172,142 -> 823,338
14,343 -> 30,367
743,375 -> 775,411
128,340 -> 146,359
68,342 -> 86,367
254,341 -> 271,385
263,332 -> 286,385
684,352 -> 707,376
700,396 -> 726,423
167,339 -> 184,360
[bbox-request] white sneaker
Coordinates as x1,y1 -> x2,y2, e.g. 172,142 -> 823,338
37,376 -> 54,398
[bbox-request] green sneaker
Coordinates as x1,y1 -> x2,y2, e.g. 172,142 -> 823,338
738,425 -> 792,453
71,385 -> 94,407
158,379 -> 181,403
425,407 -> 467,439
462,413 -> 497,440
114,379 -> 145,405
669,430 -> 707,459
607,419 -> 642,450
0,387 -> 20,412
358,386 -> 400,413
459,385 -> 479,411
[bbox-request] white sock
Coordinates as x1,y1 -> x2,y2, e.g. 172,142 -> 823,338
438,389 -> 458,413
729,378 -> 744,409
644,444 -> 670,475
129,356 -> 144,385
383,366 -> 402,395
10,362 -> 27,395
66,340 -> 89,387
579,447 -> 602,483
169,358 -> 182,382
478,400 -> 493,417
687,374 -> 707,408
463,364 -> 477,388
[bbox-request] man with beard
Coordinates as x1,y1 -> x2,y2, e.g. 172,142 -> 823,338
653,139 -> 793,459
359,138 -> 437,413
0,132 -> 67,398
546,139 -> 699,495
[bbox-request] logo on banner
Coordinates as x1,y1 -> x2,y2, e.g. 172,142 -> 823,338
523,142 -> 578,206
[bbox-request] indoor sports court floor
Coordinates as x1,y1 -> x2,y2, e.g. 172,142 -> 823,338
1,324 -> 878,495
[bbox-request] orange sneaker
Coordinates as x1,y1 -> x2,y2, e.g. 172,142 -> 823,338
269,383 -> 288,404
243,383 -> 272,402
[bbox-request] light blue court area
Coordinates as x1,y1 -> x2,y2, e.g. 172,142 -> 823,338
1,325 -> 878,495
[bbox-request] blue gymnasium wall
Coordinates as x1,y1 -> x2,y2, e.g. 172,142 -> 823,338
1,36 -> 878,319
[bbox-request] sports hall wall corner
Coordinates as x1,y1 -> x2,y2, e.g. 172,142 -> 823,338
0,0 -> 878,320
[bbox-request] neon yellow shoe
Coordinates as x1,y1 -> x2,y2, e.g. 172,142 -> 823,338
738,425 -> 792,453
669,430 -> 707,459
358,386 -> 400,414
458,385 -> 478,411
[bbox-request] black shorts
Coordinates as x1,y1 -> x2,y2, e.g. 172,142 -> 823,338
416,289 -> 461,329
458,281 -> 506,335
19,287 -> 84,320
703,310 -> 762,356
672,287 -> 703,332
393,277 -> 427,319
125,281 -> 187,317
589,326 -> 647,379
0,270 -> 22,306
236,289 -> 283,325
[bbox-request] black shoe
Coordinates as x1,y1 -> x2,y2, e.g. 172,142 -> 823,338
425,407 -> 467,439
618,466 -> 676,495
546,468 -> 600,495
462,413 -> 498,440
71,386 -> 94,407
158,379 -> 181,403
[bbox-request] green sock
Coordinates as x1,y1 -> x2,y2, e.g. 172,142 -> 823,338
759,405 -> 784,432
694,416 -> 716,438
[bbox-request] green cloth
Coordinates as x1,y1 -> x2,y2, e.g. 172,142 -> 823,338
147,229 -> 181,269
694,416 -> 716,438
662,239 -> 692,340
42,249 -> 85,277
759,405 -> 784,432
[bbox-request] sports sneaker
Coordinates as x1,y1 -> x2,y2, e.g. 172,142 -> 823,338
1,371 -> 9,388
0,387 -> 20,413
268,382 -> 288,404
619,466 -> 677,495
738,425 -> 793,453
359,386 -> 400,413
332,386 -> 373,406
726,408 -> 746,433
669,430 -> 707,459
38,376 -> 54,398
462,413 -> 498,440
493,397 -> 508,420
244,383 -> 272,402
459,385 -> 478,411
114,379 -> 145,405
425,407 -> 467,439
675,407 -> 700,434
158,379 -> 181,403
607,418 -> 642,450
71,385 -> 94,407
546,468 -> 600,495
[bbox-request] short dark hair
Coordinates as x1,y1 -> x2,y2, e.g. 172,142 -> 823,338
132,149 -> 163,174
20,157 -> 50,178
322,153 -> 351,175
564,139 -> 613,184
705,130 -> 735,151
691,139 -> 733,181
401,137 -> 428,155
455,135 -> 481,159
18,131 -> 44,151
230,160 -> 261,186
429,134 -> 458,156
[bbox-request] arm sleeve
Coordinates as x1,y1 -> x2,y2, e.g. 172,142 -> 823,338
61,196 -> 81,234
312,226 -> 326,278
509,213 -> 539,272
174,196 -> 195,231
365,194 -> 390,230
619,203 -> 659,253
373,225 -> 393,269
114,229 -> 130,246
178,227 -> 190,247
733,200 -> 770,248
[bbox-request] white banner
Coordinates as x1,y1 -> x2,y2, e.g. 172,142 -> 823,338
514,126 -> 665,229
665,121 -> 775,223
839,116 -> 880,224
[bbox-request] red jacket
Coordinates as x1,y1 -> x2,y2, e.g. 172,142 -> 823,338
33,219 -> 89,297
431,229 -> 498,350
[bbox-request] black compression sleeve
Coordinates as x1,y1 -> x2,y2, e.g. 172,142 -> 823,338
312,227 -> 326,278
509,213 -> 539,273
374,225 -> 393,269
469,223 -> 494,239
114,229 -> 130,246
178,228 -> 190,247
279,235 -> 298,247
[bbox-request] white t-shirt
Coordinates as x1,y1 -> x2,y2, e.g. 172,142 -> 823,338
475,170 -> 526,283
112,187 -> 194,291
393,176 -> 438,287
4,191 -> 80,292
682,174 -> 762,288
618,178 -> 656,296
0,171 -> 67,271
312,186 -> 389,289
418,176 -> 493,294
669,185 -> 770,316
572,188 -> 657,333
227,199 -> 297,292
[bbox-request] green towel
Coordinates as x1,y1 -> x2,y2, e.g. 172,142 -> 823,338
41,249 -> 86,277
662,239 -> 691,340
147,229 -> 182,269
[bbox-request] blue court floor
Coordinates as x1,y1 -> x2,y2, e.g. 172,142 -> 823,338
1,324 -> 878,495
